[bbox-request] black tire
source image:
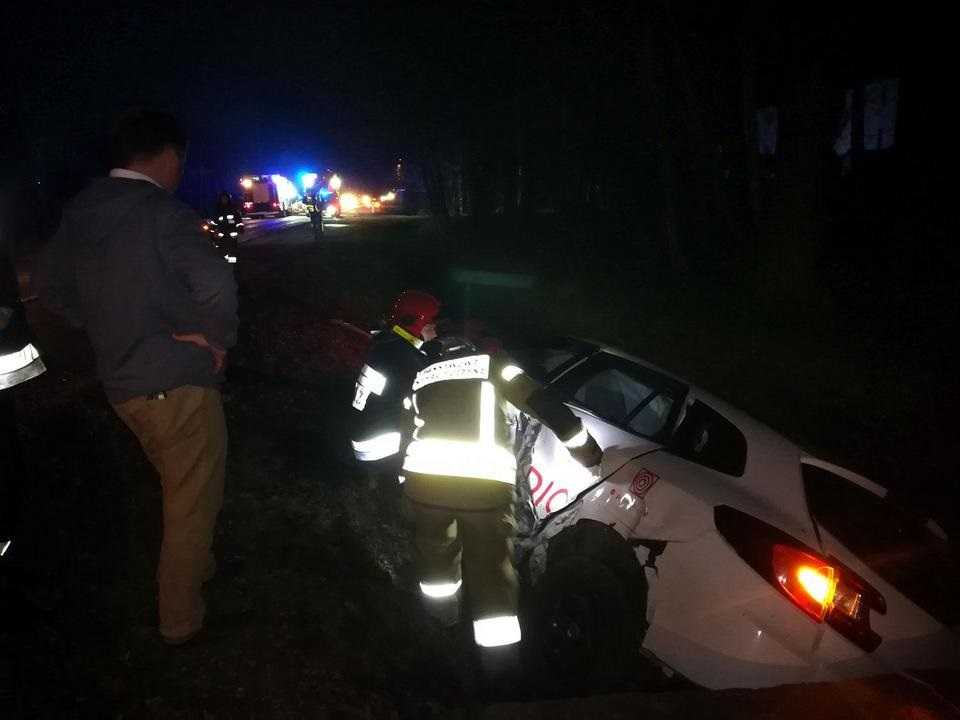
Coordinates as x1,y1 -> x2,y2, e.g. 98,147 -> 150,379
525,520 -> 648,695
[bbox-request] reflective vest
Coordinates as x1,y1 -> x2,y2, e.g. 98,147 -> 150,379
402,349 -> 589,483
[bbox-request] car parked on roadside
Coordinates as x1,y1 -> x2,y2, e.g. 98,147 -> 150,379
509,338 -> 958,691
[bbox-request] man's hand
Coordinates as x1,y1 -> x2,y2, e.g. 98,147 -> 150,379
172,332 -> 227,374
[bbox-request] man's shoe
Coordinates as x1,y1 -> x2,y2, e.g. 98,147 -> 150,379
161,625 -> 203,647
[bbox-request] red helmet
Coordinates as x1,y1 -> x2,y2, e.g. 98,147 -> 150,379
388,290 -> 440,338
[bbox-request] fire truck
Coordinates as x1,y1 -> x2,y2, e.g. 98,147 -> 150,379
240,175 -> 296,218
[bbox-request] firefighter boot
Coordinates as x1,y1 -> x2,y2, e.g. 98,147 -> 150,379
478,642 -> 523,697
423,593 -> 461,628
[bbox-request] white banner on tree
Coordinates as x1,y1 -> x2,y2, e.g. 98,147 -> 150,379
864,78 -> 899,151
756,107 -> 779,156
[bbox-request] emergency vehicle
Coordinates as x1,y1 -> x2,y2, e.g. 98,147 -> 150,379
240,175 -> 291,218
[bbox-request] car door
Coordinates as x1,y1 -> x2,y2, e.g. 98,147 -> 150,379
527,351 -> 686,519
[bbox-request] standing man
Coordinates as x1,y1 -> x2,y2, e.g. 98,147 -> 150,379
37,110 -> 238,645
350,290 -> 440,484
400,339 -> 601,667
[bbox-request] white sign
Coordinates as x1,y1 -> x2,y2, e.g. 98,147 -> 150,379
864,79 -> 899,151
412,354 -> 490,391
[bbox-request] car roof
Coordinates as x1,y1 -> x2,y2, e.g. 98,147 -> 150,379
569,336 -> 783,438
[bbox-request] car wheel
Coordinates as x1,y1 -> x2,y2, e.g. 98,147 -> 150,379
525,520 -> 648,695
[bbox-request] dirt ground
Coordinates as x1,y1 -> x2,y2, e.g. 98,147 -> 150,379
3,217 -> 958,718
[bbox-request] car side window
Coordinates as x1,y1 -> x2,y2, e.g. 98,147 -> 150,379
572,368 -> 650,424
668,400 -> 746,476
557,352 -> 683,440
629,390 -> 676,436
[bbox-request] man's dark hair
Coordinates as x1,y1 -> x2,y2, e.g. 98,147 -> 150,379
111,109 -> 187,168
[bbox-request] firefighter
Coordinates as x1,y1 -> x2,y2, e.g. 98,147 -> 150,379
211,191 -> 243,263
349,290 -> 441,482
400,339 -> 601,658
1,180 -> 46,558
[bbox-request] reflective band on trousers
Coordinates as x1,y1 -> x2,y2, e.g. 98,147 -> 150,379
402,438 -> 516,484
419,579 -> 462,598
0,343 -> 40,374
473,615 -> 522,647
562,426 -> 589,449
351,432 -> 401,461
500,364 -> 524,382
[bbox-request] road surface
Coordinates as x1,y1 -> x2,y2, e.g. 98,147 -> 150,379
239,214 -> 400,246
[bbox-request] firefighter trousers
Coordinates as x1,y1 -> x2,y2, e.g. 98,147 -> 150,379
403,473 -> 517,621
0,391 -> 23,538
112,385 -> 226,642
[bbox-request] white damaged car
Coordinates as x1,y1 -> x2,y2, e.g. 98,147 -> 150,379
510,338 -> 958,690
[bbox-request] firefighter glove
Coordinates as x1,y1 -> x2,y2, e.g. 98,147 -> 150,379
569,433 -> 602,468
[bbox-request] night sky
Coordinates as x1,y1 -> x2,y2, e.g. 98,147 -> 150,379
10,2 -> 430,202
5,3 -> 946,216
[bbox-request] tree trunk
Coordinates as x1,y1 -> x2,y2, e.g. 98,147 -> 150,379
739,3 -> 764,282
640,15 -> 689,280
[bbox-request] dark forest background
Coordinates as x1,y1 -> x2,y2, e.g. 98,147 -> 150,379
3,3 -> 956,512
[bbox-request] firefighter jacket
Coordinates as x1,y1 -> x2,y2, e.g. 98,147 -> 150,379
1,215 -> 44,391
401,349 -> 591,485
350,325 -> 429,462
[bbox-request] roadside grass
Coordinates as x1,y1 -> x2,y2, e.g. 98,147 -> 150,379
10,215 -> 955,717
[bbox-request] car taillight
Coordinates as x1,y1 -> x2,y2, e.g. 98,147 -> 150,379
272,202 -> 279,207
772,544 -> 837,621
244,201 -> 253,208
715,505 -> 885,652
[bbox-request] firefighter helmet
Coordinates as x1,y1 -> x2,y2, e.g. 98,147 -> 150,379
388,290 -> 441,338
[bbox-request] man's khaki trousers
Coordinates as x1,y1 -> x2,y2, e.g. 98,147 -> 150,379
112,385 -> 226,641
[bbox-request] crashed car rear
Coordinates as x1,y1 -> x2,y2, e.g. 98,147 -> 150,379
512,338 -> 959,690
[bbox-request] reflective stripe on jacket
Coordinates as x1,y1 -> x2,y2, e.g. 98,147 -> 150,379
402,351 -> 584,484
350,326 -> 427,461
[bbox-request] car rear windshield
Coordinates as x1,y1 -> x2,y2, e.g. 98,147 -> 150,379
803,464 -> 960,626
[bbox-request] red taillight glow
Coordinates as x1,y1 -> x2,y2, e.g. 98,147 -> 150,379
272,202 -> 279,207
773,545 -> 837,621
715,505 -> 885,652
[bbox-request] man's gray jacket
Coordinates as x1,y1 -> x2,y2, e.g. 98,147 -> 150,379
38,177 -> 238,403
